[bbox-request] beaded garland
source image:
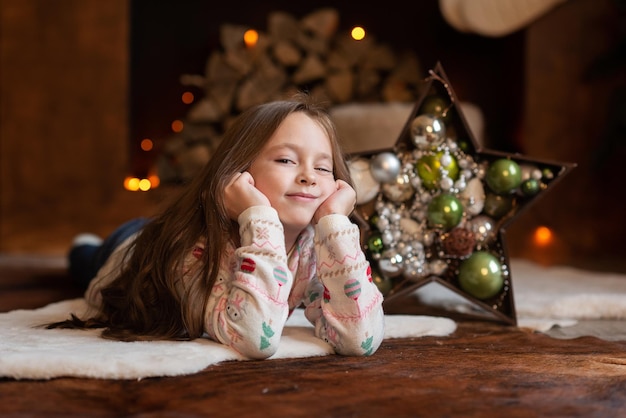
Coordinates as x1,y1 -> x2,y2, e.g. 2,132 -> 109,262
349,63 -> 575,325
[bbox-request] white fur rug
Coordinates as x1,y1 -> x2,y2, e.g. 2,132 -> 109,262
2,258 -> 625,381
0,300 -> 456,380
512,259 -> 626,331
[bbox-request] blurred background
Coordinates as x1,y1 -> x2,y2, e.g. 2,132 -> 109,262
1,0 -> 624,271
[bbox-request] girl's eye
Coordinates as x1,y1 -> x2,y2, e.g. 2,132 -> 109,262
276,158 -> 294,164
316,167 -> 333,173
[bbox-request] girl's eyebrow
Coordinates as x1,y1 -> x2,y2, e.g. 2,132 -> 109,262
268,143 -> 333,161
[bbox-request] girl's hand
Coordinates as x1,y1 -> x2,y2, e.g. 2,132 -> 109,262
224,172 -> 271,220
313,180 -> 356,224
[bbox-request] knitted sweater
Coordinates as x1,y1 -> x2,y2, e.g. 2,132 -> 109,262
85,206 -> 385,359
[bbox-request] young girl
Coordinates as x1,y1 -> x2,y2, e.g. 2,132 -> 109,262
55,94 -> 385,359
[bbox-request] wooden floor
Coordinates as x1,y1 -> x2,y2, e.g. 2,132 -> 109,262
1,257 -> 626,417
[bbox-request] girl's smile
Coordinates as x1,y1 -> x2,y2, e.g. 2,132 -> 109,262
286,192 -> 318,201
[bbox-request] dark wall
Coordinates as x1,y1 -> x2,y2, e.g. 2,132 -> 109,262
508,0 -> 626,269
0,0 -> 154,253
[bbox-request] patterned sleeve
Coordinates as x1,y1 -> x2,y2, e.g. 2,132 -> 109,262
203,206 -> 293,359
303,214 -> 385,356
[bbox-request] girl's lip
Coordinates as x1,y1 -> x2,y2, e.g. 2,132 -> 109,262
287,193 -> 317,199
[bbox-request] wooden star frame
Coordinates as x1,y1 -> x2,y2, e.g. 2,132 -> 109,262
350,62 -> 575,325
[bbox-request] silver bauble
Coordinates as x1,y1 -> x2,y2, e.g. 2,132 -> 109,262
410,114 -> 446,149
469,215 -> 496,245
370,152 -> 401,183
378,251 -> 404,277
382,173 -> 414,202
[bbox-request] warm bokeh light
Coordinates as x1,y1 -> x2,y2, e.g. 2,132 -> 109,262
533,226 -> 554,247
124,175 -> 160,191
138,178 -> 151,191
171,119 -> 184,133
148,173 -> 160,188
124,176 -> 141,191
182,91 -> 194,104
140,138 -> 153,151
351,26 -> 366,41
243,29 -> 259,47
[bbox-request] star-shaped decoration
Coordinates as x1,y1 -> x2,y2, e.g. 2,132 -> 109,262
349,62 -> 575,325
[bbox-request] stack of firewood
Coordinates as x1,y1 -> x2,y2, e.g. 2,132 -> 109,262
157,8 -> 424,183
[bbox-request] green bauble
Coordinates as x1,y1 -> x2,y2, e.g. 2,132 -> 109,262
416,152 -> 459,190
520,178 -> 541,196
542,167 -> 555,180
483,193 -> 514,219
427,194 -> 463,230
418,95 -> 452,123
367,233 -> 384,254
369,213 -> 380,228
458,139 -> 471,153
458,251 -> 504,299
485,159 -> 522,194
416,154 -> 438,189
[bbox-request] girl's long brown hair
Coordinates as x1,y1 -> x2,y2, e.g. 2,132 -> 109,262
50,93 -> 354,341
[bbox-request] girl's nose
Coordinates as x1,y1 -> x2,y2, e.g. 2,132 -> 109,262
298,169 -> 316,185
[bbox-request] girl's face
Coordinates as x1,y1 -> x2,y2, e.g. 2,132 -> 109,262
247,112 -> 337,237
